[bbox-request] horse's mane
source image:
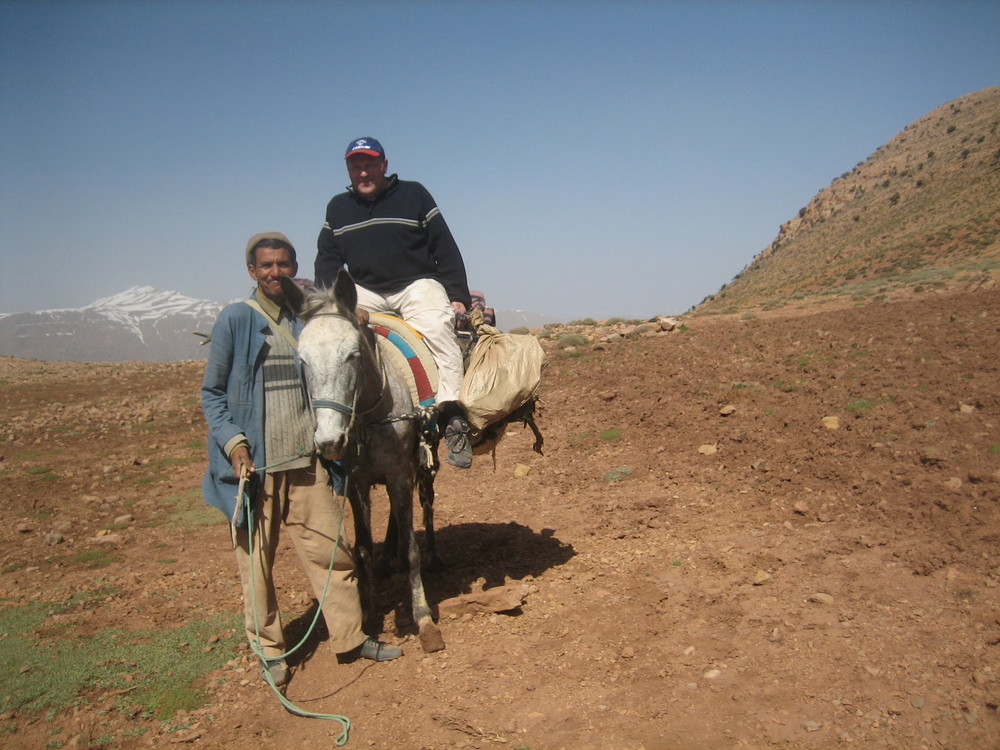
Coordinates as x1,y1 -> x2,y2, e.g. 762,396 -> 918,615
301,285 -> 377,352
301,286 -> 357,327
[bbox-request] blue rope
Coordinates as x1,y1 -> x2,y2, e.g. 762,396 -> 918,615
238,465 -> 353,745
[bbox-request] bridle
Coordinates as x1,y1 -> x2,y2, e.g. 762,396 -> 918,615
306,311 -> 387,428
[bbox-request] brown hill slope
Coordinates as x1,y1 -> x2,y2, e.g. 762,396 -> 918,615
697,85 -> 1000,315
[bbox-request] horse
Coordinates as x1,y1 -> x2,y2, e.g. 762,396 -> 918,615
280,271 -> 445,653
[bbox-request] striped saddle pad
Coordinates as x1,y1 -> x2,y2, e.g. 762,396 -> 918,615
370,313 -> 439,408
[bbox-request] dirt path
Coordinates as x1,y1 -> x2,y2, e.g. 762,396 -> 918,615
2,288 -> 998,749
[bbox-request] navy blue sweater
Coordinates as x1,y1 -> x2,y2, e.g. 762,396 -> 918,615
315,175 -> 471,309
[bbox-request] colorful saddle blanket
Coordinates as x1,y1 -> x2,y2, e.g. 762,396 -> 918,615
370,313 -> 439,408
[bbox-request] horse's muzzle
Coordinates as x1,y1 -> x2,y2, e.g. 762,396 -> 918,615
316,437 -> 347,461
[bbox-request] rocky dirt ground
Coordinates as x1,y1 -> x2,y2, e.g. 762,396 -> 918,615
1,287 -> 999,749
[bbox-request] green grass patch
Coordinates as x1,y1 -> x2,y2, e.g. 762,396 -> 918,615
69,548 -> 122,568
770,379 -> 800,393
603,466 -> 633,483
599,427 -> 622,442
0,600 -> 241,720
14,450 -> 46,460
988,443 -> 1000,456
846,398 -> 879,412
163,490 -> 224,528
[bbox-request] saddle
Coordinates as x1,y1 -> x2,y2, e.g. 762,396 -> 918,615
369,313 -> 439,409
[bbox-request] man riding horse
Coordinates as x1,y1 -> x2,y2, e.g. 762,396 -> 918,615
315,137 -> 475,470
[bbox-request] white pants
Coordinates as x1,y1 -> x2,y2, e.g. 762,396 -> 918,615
355,278 -> 464,404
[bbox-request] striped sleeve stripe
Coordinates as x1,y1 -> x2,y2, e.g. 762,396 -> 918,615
332,217 -> 424,236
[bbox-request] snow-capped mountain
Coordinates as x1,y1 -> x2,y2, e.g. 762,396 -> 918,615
0,285 -> 560,362
0,286 -> 225,362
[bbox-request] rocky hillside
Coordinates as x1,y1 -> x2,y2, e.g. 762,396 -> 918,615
696,85 -> 1000,314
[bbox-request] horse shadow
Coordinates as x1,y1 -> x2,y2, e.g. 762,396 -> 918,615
281,601 -> 327,669
367,521 -> 576,637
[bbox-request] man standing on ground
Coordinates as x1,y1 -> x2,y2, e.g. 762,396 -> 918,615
201,231 -> 401,687
315,137 -> 474,469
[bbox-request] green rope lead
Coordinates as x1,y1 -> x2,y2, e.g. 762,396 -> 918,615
239,461 -> 353,746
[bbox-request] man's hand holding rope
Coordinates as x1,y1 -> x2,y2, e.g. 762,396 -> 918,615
230,443 -> 256,477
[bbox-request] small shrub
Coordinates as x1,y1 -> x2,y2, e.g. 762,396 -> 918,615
557,334 -> 589,349
508,326 -> 529,335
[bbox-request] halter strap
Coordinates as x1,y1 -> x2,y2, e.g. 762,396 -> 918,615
306,310 -> 388,424
311,398 -> 355,416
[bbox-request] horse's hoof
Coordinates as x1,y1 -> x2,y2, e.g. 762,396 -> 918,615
418,621 -> 445,653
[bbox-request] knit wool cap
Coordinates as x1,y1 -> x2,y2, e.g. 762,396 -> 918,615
245,232 -> 295,265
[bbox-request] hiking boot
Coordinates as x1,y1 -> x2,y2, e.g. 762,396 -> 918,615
261,657 -> 290,687
445,417 -> 473,469
340,637 -> 403,663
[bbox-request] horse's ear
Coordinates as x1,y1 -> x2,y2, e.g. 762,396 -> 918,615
280,276 -> 307,316
333,269 -> 358,319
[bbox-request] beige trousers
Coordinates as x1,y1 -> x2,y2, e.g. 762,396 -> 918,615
233,457 -> 365,658
355,277 -> 465,403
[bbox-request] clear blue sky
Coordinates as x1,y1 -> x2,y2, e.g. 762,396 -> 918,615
2,1 -> 998,320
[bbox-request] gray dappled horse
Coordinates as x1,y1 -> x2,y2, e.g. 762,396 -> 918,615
280,272 -> 445,653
